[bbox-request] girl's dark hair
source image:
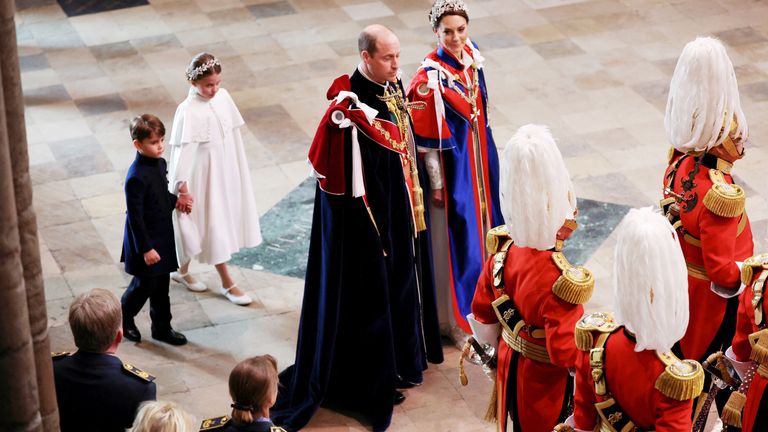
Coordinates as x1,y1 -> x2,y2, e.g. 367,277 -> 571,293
228,355 -> 278,424
186,52 -> 222,82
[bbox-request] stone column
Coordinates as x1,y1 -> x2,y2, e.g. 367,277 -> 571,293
0,0 -> 57,430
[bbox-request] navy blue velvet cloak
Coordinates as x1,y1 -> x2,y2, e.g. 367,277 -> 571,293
271,70 -> 443,431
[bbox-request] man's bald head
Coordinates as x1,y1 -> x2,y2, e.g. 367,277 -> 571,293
358,24 -> 397,56
358,24 -> 401,84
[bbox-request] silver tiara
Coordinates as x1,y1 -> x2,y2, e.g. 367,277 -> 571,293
428,0 -> 469,28
185,58 -> 220,81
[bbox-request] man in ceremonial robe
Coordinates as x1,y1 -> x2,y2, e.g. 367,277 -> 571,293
271,25 -> 442,432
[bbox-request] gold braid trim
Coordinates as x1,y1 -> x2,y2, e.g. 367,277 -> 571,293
654,351 -> 704,401
749,329 -> 768,365
574,312 -> 617,352
722,391 -> 746,428
485,225 -> 511,255
551,252 -> 594,304
703,169 -> 745,218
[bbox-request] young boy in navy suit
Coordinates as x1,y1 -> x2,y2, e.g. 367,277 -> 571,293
121,114 -> 193,345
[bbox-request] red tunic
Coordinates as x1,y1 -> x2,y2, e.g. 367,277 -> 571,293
472,246 -> 584,432
663,152 -> 753,361
732,281 -> 767,432
573,329 -> 694,431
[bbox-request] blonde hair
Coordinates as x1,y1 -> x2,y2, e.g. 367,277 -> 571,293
665,36 -> 748,154
499,124 -> 576,250
613,207 -> 689,353
69,288 -> 122,352
228,355 -> 279,424
129,400 -> 195,432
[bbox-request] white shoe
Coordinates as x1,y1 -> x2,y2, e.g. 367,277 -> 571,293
220,284 -> 252,306
171,271 -> 207,292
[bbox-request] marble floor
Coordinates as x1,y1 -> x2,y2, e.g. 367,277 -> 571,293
19,0 -> 768,430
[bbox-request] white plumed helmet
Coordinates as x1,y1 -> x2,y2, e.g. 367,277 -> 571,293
499,124 -> 576,251
612,207 -> 689,353
665,36 -> 748,154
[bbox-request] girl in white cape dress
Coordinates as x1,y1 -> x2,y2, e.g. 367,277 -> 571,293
168,53 -> 262,305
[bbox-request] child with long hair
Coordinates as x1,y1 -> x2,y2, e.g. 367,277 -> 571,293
199,355 -> 284,432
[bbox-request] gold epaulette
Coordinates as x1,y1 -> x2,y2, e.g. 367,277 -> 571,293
749,329 -> 768,366
574,312 -> 618,351
51,351 -> 70,360
741,253 -> 768,286
654,351 -> 704,401
703,169 -> 745,218
270,427 -> 288,432
553,424 -> 574,432
551,252 -> 594,305
199,416 -> 229,431
485,225 -> 512,255
122,362 -> 156,382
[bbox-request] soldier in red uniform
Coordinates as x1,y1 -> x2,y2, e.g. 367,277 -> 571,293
722,254 -> 768,431
468,124 -> 592,432
567,208 -> 703,432
661,38 -> 752,393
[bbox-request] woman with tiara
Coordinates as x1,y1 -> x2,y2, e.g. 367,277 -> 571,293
407,0 -> 503,343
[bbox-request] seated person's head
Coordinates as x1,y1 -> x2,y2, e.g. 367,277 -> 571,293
228,355 -> 279,423
68,288 -> 122,353
130,400 -> 195,432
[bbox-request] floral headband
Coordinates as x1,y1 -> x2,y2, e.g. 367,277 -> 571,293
186,58 -> 220,81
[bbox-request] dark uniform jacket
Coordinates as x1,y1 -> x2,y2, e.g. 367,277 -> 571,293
53,351 -> 156,432
121,152 -> 179,276
200,416 -> 285,432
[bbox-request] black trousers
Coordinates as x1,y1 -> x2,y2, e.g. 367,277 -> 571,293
121,273 -> 172,332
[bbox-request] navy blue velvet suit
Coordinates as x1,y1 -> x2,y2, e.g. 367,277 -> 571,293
120,153 -> 178,330
271,70 -> 442,432
53,351 -> 156,432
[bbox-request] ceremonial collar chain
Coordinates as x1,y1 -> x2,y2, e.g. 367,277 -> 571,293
186,58 -> 220,81
428,0 -> 469,28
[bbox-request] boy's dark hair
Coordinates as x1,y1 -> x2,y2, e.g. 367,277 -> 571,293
130,114 -> 165,142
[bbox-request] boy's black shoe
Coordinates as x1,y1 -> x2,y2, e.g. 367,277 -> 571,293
393,390 -> 406,405
151,328 -> 187,346
123,319 -> 141,342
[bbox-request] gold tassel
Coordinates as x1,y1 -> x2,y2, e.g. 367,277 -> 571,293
459,341 -> 471,386
574,326 -> 594,352
483,380 -> 497,423
722,391 -> 746,427
413,185 -> 426,232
